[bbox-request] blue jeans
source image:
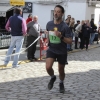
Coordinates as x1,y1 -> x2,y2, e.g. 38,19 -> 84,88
67,44 -> 71,49
4,36 -> 24,67
90,33 -> 95,44
67,32 -> 73,49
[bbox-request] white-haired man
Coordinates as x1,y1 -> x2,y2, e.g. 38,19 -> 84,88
27,16 -> 41,61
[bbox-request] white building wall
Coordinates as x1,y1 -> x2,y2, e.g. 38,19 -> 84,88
85,4 -> 100,27
23,2 -> 87,29
85,4 -> 95,21
66,2 -> 87,22
94,8 -> 100,27
23,3 -> 64,29
2,0 -> 99,29
32,4 -> 55,29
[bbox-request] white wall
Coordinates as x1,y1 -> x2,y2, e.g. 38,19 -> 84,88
23,3 -> 65,29
94,8 -> 100,27
32,4 -> 54,29
23,13 -> 29,20
85,4 -> 95,21
23,1 -> 99,29
66,2 -> 87,22
23,1 -> 88,29
23,3 -> 59,29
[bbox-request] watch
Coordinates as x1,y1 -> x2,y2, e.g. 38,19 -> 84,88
61,35 -> 64,40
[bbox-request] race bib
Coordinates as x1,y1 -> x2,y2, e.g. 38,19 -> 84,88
49,31 -> 61,44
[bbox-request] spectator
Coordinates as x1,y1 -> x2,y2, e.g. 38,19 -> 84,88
67,17 -> 75,51
74,20 -> 80,49
27,15 -> 41,61
74,20 -> 80,30
65,15 -> 71,26
82,21 -> 92,50
90,18 -> 97,44
98,27 -> 100,43
67,15 -> 71,19
26,14 -> 32,24
4,7 -> 27,68
78,20 -> 85,49
65,18 -> 70,26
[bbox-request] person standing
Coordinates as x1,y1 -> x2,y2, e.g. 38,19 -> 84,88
46,5 -> 72,93
82,21 -> 92,50
65,15 -> 71,26
27,16 -> 41,61
25,14 -> 33,48
75,20 -> 85,49
26,14 -> 33,24
4,7 -> 27,68
74,20 -> 80,49
67,18 -> 75,51
90,19 -> 97,44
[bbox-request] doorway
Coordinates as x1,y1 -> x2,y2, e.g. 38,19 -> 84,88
0,9 -> 14,30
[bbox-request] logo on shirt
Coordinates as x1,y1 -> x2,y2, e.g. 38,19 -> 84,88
54,27 -> 58,31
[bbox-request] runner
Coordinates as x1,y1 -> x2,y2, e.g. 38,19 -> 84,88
46,5 -> 72,93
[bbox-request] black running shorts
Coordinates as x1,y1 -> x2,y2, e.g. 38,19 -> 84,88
46,50 -> 67,65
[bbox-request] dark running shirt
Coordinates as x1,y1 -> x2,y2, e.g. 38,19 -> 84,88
46,21 -> 71,54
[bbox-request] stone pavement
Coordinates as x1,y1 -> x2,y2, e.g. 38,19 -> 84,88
0,41 -> 100,66
0,47 -> 100,100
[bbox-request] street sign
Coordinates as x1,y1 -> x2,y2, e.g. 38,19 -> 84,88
10,0 -> 25,6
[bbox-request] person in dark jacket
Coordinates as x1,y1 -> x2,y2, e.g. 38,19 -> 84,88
27,15 -> 41,61
90,19 -> 97,44
79,20 -> 85,49
82,22 -> 92,50
4,7 -> 27,68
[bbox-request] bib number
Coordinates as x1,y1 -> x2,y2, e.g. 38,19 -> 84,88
49,31 -> 61,44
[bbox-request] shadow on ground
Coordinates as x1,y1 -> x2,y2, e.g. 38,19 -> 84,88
67,46 -> 100,62
0,69 -> 100,100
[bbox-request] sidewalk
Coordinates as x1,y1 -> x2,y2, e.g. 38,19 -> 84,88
0,41 -> 100,67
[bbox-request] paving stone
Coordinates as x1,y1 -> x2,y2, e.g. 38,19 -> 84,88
0,47 -> 100,100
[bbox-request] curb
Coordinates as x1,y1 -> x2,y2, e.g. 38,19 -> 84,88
0,45 -> 100,69
68,45 -> 100,54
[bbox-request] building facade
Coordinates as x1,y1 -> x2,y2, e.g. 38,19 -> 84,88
0,0 -> 100,29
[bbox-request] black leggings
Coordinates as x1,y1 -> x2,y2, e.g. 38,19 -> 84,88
27,36 -> 37,59
82,37 -> 89,49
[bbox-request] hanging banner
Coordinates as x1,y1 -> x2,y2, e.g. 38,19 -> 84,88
10,0 -> 25,6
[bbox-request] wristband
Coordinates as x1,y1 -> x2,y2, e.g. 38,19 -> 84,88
61,35 -> 64,40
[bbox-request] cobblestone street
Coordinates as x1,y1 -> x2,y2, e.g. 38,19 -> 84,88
0,47 -> 100,100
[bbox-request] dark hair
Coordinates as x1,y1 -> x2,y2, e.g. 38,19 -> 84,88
14,7 -> 22,14
55,5 -> 64,14
77,20 -> 80,23
65,18 -> 70,21
28,14 -> 32,18
91,18 -> 94,21
67,15 -> 71,17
